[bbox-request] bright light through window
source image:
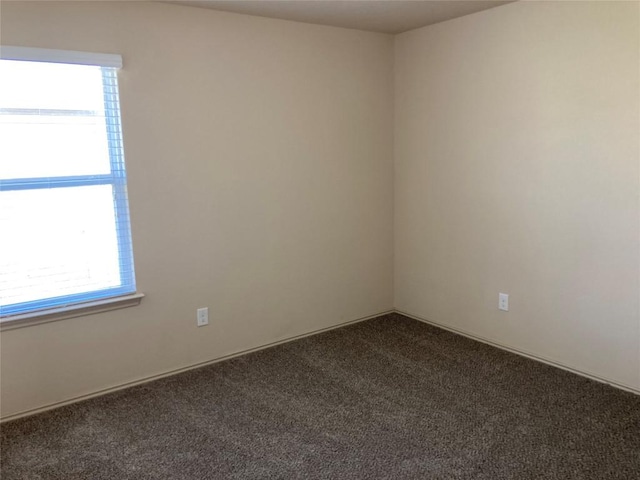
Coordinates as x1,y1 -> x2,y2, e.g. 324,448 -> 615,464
0,54 -> 136,318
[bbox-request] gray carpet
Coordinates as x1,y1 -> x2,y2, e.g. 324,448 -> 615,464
1,313 -> 639,479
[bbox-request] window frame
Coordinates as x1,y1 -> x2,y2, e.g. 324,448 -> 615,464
0,47 -> 140,323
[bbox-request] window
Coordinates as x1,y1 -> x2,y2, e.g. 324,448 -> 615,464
0,47 -> 138,322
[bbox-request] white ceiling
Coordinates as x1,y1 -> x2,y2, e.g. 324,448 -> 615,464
164,0 -> 515,34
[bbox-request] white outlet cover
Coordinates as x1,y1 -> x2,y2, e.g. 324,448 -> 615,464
197,307 -> 209,326
498,293 -> 509,312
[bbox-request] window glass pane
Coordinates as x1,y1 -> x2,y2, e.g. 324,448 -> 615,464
0,114 -> 111,179
0,185 -> 121,307
0,60 -> 105,112
0,60 -> 111,179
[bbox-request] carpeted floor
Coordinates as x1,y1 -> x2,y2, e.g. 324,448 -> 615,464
1,313 -> 639,479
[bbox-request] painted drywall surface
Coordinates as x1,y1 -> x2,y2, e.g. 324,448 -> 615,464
0,1 -> 394,417
395,1 -> 640,389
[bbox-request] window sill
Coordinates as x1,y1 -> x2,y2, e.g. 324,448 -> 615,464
0,293 -> 144,331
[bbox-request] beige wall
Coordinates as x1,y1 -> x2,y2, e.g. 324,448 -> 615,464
395,1 -> 640,390
0,1 -> 395,418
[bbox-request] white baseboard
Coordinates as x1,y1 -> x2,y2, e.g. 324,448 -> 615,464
3,307 -> 637,422
396,309 -> 640,396
0,310 -> 394,423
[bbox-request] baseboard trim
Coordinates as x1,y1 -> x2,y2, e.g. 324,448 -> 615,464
396,309 -> 640,396
4,308 -> 636,422
0,310 -> 394,423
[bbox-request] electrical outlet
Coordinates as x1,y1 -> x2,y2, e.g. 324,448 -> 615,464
196,307 -> 209,327
498,293 -> 509,312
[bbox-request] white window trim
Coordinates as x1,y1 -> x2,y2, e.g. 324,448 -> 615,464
0,46 -> 122,68
0,293 -> 144,331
